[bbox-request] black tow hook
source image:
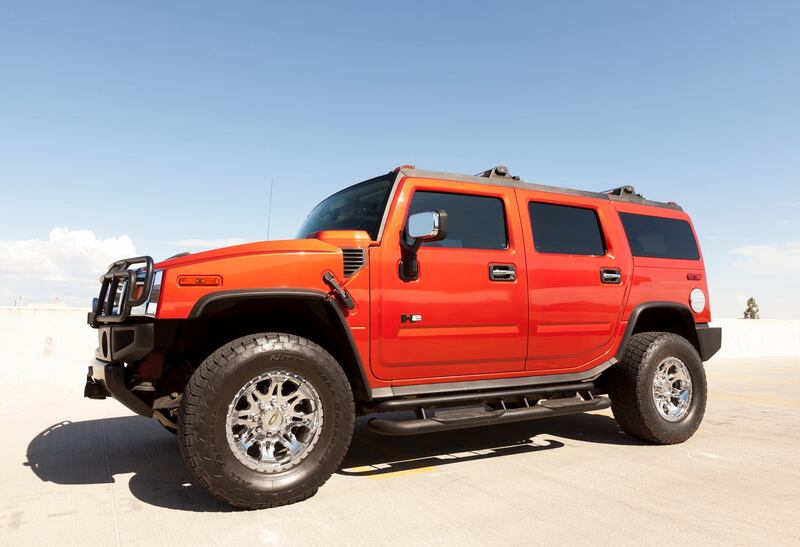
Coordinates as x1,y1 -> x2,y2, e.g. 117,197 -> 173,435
84,367 -> 108,400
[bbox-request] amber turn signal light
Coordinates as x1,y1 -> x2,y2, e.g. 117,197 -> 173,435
177,275 -> 222,287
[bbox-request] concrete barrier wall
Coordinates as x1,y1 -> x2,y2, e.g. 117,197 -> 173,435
0,307 -> 96,388
709,318 -> 800,359
0,309 -> 797,387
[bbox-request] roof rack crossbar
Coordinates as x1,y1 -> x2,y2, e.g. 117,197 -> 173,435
603,185 -> 642,198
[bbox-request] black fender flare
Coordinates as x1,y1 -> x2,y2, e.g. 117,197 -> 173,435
616,301 -> 698,362
188,289 -> 375,399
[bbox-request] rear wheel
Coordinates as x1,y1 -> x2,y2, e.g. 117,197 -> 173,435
607,332 -> 707,444
178,333 -> 354,509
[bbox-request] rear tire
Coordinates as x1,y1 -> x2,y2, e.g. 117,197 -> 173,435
178,333 -> 355,509
607,332 -> 707,444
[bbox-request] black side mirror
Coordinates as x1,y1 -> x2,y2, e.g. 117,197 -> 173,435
399,210 -> 448,281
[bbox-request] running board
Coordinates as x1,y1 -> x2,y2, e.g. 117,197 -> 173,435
367,396 -> 611,436
364,381 -> 596,413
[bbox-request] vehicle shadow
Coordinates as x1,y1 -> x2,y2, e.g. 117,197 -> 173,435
24,411 -> 641,513
340,410 -> 643,477
24,416 -> 236,513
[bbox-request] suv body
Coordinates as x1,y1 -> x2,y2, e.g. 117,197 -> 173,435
85,165 -> 721,508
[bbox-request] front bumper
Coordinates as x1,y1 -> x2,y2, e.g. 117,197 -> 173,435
84,360 -> 153,417
94,323 -> 154,362
86,322 -> 156,417
696,324 -> 722,361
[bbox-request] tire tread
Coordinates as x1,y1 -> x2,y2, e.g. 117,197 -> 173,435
178,333 -> 354,510
608,332 -> 706,445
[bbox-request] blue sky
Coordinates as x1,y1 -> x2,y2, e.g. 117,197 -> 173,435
1,1 -> 798,317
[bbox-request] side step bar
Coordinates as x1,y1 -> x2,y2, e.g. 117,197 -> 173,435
365,382 -> 596,412
368,396 -> 611,436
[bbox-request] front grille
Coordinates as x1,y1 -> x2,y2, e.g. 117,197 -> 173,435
342,248 -> 366,277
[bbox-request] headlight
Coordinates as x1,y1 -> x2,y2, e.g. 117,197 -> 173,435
689,288 -> 706,314
130,269 -> 163,317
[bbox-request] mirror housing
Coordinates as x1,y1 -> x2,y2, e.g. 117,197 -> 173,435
400,210 -> 448,281
408,211 -> 444,241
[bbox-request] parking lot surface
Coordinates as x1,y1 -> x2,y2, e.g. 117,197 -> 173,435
1,356 -> 799,546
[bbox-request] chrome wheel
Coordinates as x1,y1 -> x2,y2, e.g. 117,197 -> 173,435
652,357 -> 693,422
225,370 -> 323,473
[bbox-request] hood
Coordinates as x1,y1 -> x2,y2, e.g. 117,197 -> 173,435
154,238 -> 342,270
154,230 -> 372,270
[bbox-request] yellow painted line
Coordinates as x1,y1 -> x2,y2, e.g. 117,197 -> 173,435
761,367 -> 800,374
711,391 -> 800,409
367,466 -> 436,480
344,466 -> 376,473
715,374 -> 800,383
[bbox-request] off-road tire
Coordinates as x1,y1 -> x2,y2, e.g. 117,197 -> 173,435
178,333 -> 355,509
607,332 -> 707,444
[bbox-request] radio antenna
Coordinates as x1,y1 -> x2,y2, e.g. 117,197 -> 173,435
266,177 -> 274,240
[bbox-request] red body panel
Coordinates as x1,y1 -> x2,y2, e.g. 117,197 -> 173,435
516,190 -> 631,373
612,201 -> 711,325
151,172 -> 712,392
154,239 -> 344,319
370,177 -> 528,382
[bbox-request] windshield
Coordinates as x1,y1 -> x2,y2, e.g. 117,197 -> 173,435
297,175 -> 394,240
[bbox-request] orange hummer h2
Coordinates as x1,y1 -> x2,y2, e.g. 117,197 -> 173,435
86,165 -> 721,509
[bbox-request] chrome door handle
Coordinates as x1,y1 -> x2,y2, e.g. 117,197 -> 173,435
600,268 -> 622,284
489,263 -> 517,282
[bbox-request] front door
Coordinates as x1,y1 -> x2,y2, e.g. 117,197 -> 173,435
370,178 -> 528,382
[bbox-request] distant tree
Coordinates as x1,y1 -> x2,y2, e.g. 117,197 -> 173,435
743,297 -> 760,319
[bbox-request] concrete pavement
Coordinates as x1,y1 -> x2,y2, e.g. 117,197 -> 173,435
1,356 -> 799,546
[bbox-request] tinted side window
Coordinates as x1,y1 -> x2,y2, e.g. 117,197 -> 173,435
407,191 -> 507,250
619,212 -> 700,260
529,202 -> 605,255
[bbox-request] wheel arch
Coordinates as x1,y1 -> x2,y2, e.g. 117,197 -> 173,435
616,302 -> 701,361
164,289 -> 372,401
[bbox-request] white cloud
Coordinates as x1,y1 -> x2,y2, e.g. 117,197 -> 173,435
730,242 -> 800,274
0,228 -> 136,306
710,242 -> 800,319
171,238 -> 248,250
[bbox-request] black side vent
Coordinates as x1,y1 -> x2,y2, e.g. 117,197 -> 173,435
342,248 -> 366,277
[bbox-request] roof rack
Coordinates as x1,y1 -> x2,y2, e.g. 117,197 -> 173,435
477,165 -> 520,181
396,165 -> 681,211
603,185 -> 643,198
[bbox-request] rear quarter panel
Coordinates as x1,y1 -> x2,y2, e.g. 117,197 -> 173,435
613,201 -> 712,325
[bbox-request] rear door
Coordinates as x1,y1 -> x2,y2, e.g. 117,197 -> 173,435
517,192 -> 631,373
370,178 -> 528,381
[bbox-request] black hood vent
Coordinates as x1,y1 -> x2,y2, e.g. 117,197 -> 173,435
342,248 -> 366,277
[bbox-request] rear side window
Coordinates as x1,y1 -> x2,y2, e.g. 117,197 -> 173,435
407,191 -> 507,250
619,212 -> 700,260
529,202 -> 605,255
